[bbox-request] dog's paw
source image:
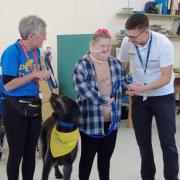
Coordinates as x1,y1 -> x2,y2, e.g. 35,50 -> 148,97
55,171 -> 63,179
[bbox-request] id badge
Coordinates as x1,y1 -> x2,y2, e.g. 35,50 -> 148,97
144,76 -> 148,85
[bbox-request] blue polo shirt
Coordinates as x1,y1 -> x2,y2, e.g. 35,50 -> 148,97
2,40 -> 41,97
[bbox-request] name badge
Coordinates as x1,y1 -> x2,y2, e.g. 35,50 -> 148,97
144,76 -> 148,85
128,51 -> 135,57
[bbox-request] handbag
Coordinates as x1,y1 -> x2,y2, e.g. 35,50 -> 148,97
5,96 -> 42,118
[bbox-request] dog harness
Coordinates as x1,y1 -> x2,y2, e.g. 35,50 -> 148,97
50,126 -> 79,157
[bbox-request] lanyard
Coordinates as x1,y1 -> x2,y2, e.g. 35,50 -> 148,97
45,54 -> 58,91
135,33 -> 152,75
19,40 -> 39,88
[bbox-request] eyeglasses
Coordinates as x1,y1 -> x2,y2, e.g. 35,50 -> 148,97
125,29 -> 146,40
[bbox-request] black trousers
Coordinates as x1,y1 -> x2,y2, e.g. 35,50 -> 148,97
132,94 -> 179,180
3,98 -> 42,180
79,122 -> 117,180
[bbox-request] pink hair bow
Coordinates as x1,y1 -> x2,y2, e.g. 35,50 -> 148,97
96,28 -> 109,33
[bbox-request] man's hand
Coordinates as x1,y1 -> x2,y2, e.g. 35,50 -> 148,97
127,65 -> 173,96
127,83 -> 149,96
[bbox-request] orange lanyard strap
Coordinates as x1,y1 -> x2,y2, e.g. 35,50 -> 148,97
19,40 -> 39,89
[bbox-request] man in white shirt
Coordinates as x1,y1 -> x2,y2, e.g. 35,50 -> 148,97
118,13 -> 179,180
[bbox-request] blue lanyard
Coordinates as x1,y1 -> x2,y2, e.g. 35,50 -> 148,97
44,54 -> 58,92
135,33 -> 152,75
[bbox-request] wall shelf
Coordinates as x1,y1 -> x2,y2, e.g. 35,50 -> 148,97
166,35 -> 180,39
115,34 -> 180,47
116,11 -> 180,19
116,34 -> 180,40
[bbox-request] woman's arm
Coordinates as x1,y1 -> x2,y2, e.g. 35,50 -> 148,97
3,70 -> 51,91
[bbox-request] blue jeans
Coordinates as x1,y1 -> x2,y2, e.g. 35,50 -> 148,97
132,94 -> 179,180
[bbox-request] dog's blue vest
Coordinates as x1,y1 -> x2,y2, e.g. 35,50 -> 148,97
50,126 -> 79,157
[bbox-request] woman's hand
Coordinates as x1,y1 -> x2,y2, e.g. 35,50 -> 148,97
106,97 -> 114,105
32,70 -> 51,80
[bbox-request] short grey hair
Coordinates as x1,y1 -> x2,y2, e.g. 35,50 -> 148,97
19,15 -> 47,40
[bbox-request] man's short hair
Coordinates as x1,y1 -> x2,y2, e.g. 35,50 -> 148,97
125,13 -> 149,30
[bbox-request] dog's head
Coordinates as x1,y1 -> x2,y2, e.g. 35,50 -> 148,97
50,93 -> 80,124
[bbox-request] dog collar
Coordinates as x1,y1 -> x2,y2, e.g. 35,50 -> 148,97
57,120 -> 76,129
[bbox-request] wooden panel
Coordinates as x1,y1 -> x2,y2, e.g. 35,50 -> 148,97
39,80 -> 51,93
42,101 -> 53,121
42,92 -> 51,103
39,81 -> 59,121
175,75 -> 180,93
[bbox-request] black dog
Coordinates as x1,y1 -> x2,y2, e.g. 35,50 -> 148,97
40,93 -> 80,180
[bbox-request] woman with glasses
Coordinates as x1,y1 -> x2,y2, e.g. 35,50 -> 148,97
118,13 -> 179,180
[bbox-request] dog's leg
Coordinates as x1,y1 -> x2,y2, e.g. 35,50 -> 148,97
63,165 -> 72,180
42,161 -> 53,180
41,155 -> 54,180
54,165 -> 63,179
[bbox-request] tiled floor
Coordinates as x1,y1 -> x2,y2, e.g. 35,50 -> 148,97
0,114 -> 180,180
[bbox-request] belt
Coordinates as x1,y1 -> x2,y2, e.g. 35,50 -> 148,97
5,96 -> 41,105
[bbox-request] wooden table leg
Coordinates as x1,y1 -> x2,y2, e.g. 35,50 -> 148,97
127,97 -> 133,128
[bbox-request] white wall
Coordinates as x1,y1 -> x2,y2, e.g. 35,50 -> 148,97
0,0 -> 179,77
